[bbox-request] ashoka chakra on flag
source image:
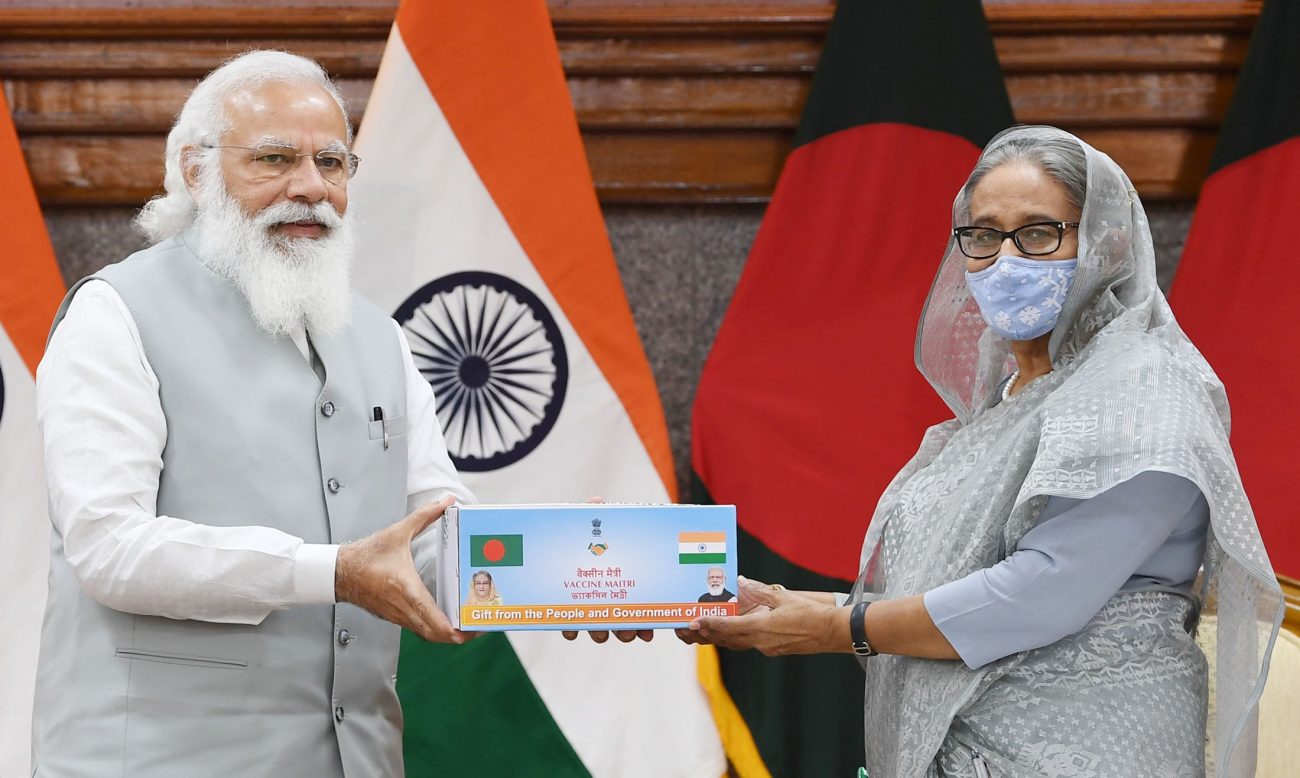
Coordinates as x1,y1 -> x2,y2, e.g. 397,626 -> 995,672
394,271 -> 568,473
678,532 -> 726,564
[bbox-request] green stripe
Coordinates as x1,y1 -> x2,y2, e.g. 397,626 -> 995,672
794,0 -> 1010,150
679,552 -> 727,564
694,474 -> 863,777
1207,0 -> 1300,174
399,631 -> 589,776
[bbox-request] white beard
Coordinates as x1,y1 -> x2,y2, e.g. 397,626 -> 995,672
190,170 -> 355,339
707,584 -> 725,597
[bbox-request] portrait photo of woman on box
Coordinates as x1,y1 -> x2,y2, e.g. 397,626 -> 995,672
467,570 -> 503,607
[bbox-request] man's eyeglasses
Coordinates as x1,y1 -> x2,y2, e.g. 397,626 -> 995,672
204,144 -> 361,185
952,221 -> 1080,259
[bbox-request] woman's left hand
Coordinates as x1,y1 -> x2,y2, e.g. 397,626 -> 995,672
677,576 -> 842,656
561,495 -> 653,644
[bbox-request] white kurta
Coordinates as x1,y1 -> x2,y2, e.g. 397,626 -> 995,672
36,279 -> 472,625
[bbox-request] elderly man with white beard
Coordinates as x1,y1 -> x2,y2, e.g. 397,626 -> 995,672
31,51 -> 475,777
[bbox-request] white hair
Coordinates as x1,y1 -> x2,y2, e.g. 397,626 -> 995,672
189,159 -> 355,338
959,132 -> 1088,219
136,50 -> 351,243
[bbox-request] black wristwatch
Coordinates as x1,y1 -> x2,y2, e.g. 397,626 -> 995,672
850,600 -> 878,657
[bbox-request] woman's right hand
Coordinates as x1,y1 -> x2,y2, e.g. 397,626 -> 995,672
676,575 -> 781,645
674,577 -> 845,655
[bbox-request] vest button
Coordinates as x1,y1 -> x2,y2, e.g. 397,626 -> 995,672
321,401 -> 335,417
334,706 -> 345,723
327,478 -> 342,493
338,629 -> 353,646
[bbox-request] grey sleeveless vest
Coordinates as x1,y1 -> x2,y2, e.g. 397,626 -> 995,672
32,237 -> 410,777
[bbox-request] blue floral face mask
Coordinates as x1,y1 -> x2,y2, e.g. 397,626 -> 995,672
964,255 -> 1078,341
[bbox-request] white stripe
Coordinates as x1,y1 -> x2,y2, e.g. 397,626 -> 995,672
679,541 -> 726,555
0,327 -> 51,778
352,31 -> 664,504
352,32 -> 723,777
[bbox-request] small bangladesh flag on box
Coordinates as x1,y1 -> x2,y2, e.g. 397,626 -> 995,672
470,534 -> 524,567
678,532 -> 726,564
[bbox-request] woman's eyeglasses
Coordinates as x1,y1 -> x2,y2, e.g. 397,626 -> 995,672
952,221 -> 1080,259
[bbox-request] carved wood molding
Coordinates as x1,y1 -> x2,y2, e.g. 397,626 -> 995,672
985,1 -> 1259,32
0,2 -> 1263,206
0,3 -> 1264,39
1280,574 -> 1300,636
0,32 -> 1253,79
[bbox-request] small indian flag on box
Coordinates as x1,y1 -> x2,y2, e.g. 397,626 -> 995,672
678,531 -> 726,564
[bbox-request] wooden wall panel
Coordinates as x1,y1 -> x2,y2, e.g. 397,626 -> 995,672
0,2 -> 1264,205
20,135 -> 163,204
5,78 -> 373,133
3,71 -> 1236,134
0,39 -> 386,78
1283,576 -> 1300,635
1007,72 -> 1235,127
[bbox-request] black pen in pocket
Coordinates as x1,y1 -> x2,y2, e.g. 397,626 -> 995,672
373,406 -> 389,450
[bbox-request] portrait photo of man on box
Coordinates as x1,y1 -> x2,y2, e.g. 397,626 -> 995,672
697,567 -> 738,604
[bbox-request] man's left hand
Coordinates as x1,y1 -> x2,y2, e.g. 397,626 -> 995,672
561,495 -> 652,644
335,495 -> 474,645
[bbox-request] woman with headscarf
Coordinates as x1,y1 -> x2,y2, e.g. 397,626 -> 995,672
467,570 -> 503,606
681,126 -> 1282,777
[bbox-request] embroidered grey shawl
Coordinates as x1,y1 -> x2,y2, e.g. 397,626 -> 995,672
850,126 -> 1283,777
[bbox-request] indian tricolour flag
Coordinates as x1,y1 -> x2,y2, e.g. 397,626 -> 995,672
0,89 -> 65,778
679,532 -> 727,564
349,1 -> 724,775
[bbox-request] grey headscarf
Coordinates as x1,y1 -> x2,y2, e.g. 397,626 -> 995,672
852,126 -> 1282,777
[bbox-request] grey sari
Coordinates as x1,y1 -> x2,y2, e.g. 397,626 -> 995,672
850,126 -> 1283,777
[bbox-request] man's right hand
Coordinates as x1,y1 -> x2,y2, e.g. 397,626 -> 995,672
335,495 -> 472,645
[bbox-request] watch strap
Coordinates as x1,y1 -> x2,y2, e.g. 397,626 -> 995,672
850,600 -> 877,657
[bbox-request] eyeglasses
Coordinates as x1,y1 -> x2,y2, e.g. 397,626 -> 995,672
204,144 -> 361,185
952,221 -> 1080,259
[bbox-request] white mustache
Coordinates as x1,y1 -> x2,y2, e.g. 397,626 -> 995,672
254,200 -> 344,231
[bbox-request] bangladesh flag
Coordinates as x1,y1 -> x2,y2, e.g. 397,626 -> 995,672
691,1 -> 1014,775
469,534 -> 524,567
1170,0 -> 1300,579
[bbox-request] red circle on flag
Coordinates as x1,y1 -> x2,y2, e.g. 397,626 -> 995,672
482,538 -> 506,562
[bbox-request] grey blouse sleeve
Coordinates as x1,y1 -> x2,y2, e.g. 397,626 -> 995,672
922,470 -> 1207,669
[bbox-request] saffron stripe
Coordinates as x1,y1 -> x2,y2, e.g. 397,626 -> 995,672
679,531 -> 726,543
0,90 -> 64,374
